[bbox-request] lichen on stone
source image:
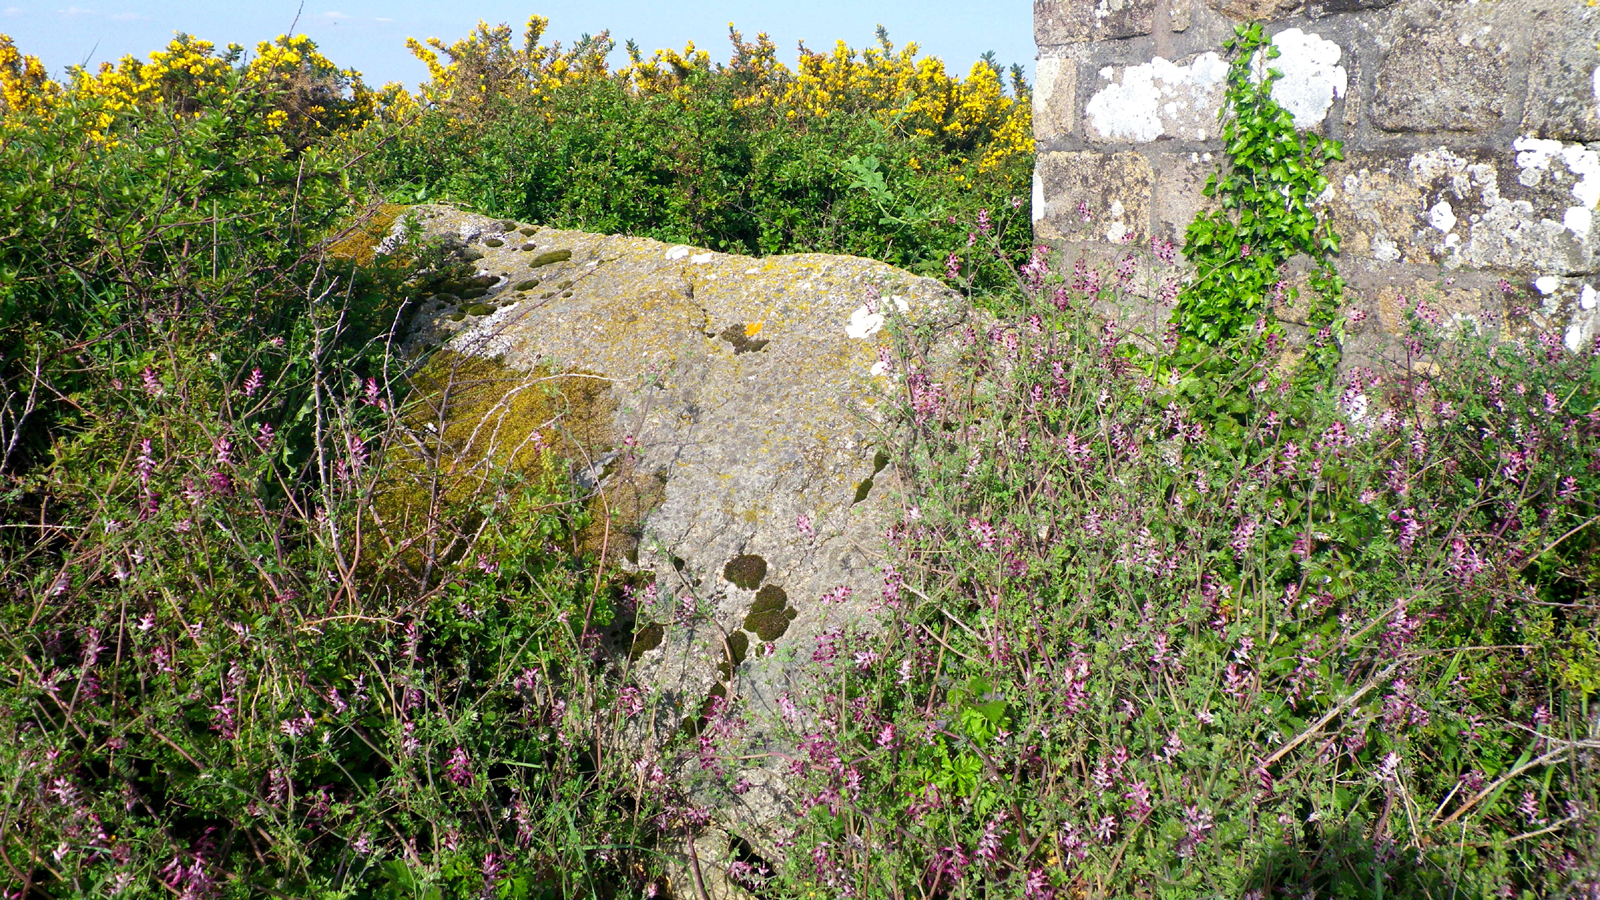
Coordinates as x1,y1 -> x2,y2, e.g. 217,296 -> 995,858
717,323 -> 771,354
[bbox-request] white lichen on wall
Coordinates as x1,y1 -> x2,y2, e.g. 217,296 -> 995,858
1256,29 -> 1347,129
1084,29 -> 1344,143
1393,143 -> 1595,273
1567,283 -> 1600,353
1084,53 -> 1227,142
1514,137 -> 1600,238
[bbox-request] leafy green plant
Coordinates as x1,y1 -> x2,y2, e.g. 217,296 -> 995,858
760,233 -> 1600,899
1173,23 -> 1346,377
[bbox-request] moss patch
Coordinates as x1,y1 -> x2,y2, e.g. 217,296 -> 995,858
853,477 -> 874,504
515,278 -> 542,292
743,585 -> 797,641
717,323 -> 770,355
716,630 -> 750,681
629,622 -> 664,661
723,554 -> 767,590
369,351 -> 622,573
852,449 -> 892,504
576,461 -> 666,563
325,203 -> 407,267
529,250 -> 572,268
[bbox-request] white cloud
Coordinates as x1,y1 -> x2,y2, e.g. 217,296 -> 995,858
109,11 -> 144,20
375,16 -> 392,22
321,10 -> 350,19
3,7 -> 25,16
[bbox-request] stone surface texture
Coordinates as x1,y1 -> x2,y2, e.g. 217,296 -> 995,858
391,204 -> 966,872
1034,0 -> 1600,364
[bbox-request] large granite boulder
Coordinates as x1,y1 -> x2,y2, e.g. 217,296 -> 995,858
388,205 -> 966,873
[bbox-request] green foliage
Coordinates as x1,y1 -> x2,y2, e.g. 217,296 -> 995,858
1173,24 -> 1346,376
0,73 -> 665,898
5,17 -> 1598,900
757,242 -> 1600,898
361,71 -> 1033,293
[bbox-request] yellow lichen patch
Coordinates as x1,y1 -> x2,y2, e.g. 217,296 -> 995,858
326,203 -> 407,267
371,350 -> 659,570
744,321 -> 763,338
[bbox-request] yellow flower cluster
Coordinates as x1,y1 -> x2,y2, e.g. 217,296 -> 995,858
0,34 -> 60,117
1,31 -> 372,145
402,20 -> 1031,171
242,34 -> 375,144
783,38 -> 1029,170
404,16 -> 612,114
623,41 -> 713,100
70,33 -> 235,114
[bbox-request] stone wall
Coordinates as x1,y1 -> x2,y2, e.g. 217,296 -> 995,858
1032,0 -> 1600,362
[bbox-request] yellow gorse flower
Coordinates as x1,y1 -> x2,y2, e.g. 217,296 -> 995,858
400,19 -> 1030,170
0,34 -> 60,117
0,32 -> 372,145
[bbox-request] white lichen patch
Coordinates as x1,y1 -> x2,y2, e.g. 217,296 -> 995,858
1429,201 -> 1457,233
1084,30 -> 1342,143
1084,52 -> 1227,142
665,246 -> 691,261
1395,144 -> 1593,273
844,297 -> 910,340
1256,29 -> 1347,129
1514,137 -> 1600,238
690,252 -> 714,265
1565,283 -> 1600,352
1104,199 -> 1129,243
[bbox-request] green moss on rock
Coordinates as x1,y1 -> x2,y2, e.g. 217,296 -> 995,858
853,477 -> 873,504
629,622 -> 664,661
723,554 -> 767,589
743,585 -> 796,641
529,250 -> 572,268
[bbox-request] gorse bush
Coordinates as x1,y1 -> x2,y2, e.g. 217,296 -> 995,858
363,18 -> 1034,291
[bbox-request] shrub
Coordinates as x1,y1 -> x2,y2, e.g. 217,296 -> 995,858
361,19 -> 1034,292
0,37 -> 667,898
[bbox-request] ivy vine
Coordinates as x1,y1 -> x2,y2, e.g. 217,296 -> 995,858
1172,23 -> 1346,377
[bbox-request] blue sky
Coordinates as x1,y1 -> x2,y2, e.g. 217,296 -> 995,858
0,2 -> 1034,90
